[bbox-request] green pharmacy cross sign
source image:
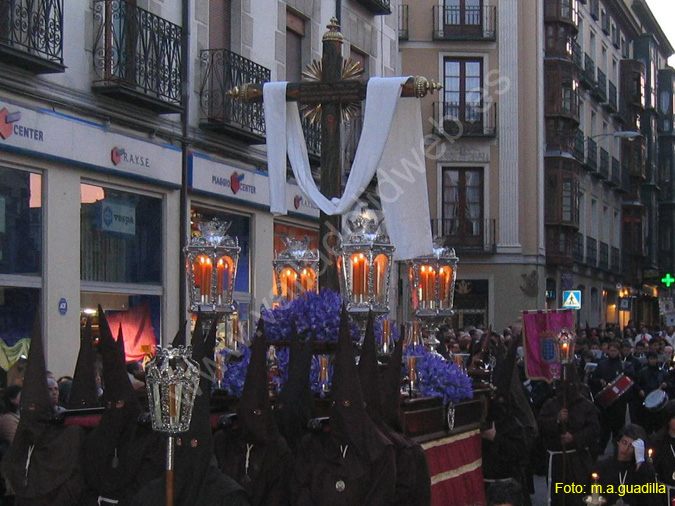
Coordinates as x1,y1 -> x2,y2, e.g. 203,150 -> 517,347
662,273 -> 675,288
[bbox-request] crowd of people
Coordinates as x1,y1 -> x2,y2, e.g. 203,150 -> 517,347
0,316 -> 673,505
433,319 -> 675,506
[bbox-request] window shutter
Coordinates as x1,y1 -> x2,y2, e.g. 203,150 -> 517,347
209,0 -> 231,50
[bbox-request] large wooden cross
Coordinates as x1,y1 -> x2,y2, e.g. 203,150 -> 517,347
229,18 -> 440,292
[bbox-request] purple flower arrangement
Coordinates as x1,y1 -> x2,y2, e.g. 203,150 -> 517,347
403,345 -> 473,405
219,290 -> 473,405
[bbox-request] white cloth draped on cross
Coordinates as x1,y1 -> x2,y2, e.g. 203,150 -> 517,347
263,76 -> 433,260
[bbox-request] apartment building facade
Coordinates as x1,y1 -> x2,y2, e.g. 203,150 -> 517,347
398,0 -> 547,331
0,0 -> 398,375
543,0 -> 674,328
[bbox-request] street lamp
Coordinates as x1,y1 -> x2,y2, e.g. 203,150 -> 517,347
589,130 -> 641,141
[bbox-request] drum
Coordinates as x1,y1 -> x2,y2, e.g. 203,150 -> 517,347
643,389 -> 668,411
595,374 -> 634,408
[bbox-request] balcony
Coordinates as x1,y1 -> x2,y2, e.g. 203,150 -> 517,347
584,137 -> 597,171
599,241 -> 609,270
0,0 -> 65,73
572,40 -> 583,70
619,160 -> 630,193
199,49 -> 270,143
302,117 -> 321,159
545,124 -> 577,155
595,69 -> 607,103
598,148 -> 609,179
611,246 -> 621,273
609,157 -> 621,188
92,0 -> 183,113
574,129 -> 585,161
344,114 -> 364,164
544,0 -> 579,30
431,218 -> 497,254
586,237 -> 597,267
581,54 -> 596,90
574,232 -> 584,263
546,86 -> 580,122
607,81 -> 618,112
433,101 -> 497,137
398,4 -> 408,40
433,5 -> 496,41
354,0 -> 390,15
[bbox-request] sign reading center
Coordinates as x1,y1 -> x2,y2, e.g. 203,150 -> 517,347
561,290 -> 582,310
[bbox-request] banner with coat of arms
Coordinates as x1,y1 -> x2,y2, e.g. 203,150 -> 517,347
522,309 -> 575,382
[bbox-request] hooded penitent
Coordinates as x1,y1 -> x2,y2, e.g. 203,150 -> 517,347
357,312 -> 431,506
2,313 -> 84,502
81,306 -> 162,506
379,323 -> 405,433
274,322 -> 314,453
131,315 -> 249,506
290,307 -> 396,505
215,319 -> 293,506
67,318 -> 99,409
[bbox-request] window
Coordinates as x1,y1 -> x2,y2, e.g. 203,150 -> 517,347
441,168 -> 483,246
443,58 -> 484,135
286,10 -> 305,82
81,184 -> 162,284
442,0 -> 483,38
209,0 -> 231,49
591,199 -> 598,238
0,168 -> 42,276
0,166 -> 42,346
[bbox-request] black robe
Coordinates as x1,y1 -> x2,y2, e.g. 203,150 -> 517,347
213,428 -> 294,506
594,458 -> 661,506
649,430 -> 675,505
538,394 -> 600,506
291,431 -> 396,506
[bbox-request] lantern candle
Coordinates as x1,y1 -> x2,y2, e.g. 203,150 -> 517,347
408,356 -> 417,393
647,448 -> 653,462
590,472 -> 600,502
200,257 -> 212,303
382,319 -> 391,354
352,257 -> 362,297
360,253 -> 367,301
420,266 -> 428,305
216,258 -> 225,303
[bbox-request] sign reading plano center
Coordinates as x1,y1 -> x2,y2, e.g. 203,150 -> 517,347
0,102 -> 181,186
189,153 -> 319,219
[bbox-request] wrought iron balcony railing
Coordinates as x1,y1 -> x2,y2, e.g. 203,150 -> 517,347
354,0 -> 391,15
599,241 -> 609,270
596,68 -> 607,102
431,218 -> 497,253
572,40 -> 583,69
599,148 -> 609,179
574,129 -> 585,161
585,137 -> 597,170
581,53 -> 596,89
0,0 -> 64,73
302,117 -> 321,159
544,0 -> 579,29
398,4 -> 409,40
434,101 -> 497,137
590,0 -> 599,19
344,114 -> 364,164
199,48 -> 270,143
611,246 -> 621,272
92,0 -> 183,113
573,232 -> 584,263
610,157 -> 621,187
607,81 -> 618,112
620,160 -> 630,193
433,5 -> 496,41
586,237 -> 597,266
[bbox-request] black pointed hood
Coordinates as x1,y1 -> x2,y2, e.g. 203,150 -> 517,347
99,306 -> 139,410
2,312 -> 84,498
330,307 -> 389,462
19,312 -> 52,427
275,321 -> 314,451
493,332 -> 519,401
68,318 -> 99,409
380,326 -> 404,432
357,311 -> 383,425
172,319 -> 189,348
171,313 -> 220,505
238,318 -> 278,444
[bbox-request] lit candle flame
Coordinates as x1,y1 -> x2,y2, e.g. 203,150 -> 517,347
591,472 -> 598,481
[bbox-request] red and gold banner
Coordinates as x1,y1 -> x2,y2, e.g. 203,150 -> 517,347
523,309 -> 575,382
423,429 -> 485,506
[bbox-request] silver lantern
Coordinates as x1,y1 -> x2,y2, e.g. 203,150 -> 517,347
273,236 -> 319,301
336,214 -> 395,317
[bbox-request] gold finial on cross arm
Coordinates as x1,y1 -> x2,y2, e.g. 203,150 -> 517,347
323,17 -> 343,42
408,77 -> 444,98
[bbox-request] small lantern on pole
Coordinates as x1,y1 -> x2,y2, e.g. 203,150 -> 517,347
556,328 -> 576,365
273,236 -> 319,301
184,218 -> 241,314
145,346 -> 201,506
336,213 -> 395,319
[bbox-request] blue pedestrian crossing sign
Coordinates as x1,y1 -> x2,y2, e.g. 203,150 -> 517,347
561,290 -> 582,310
